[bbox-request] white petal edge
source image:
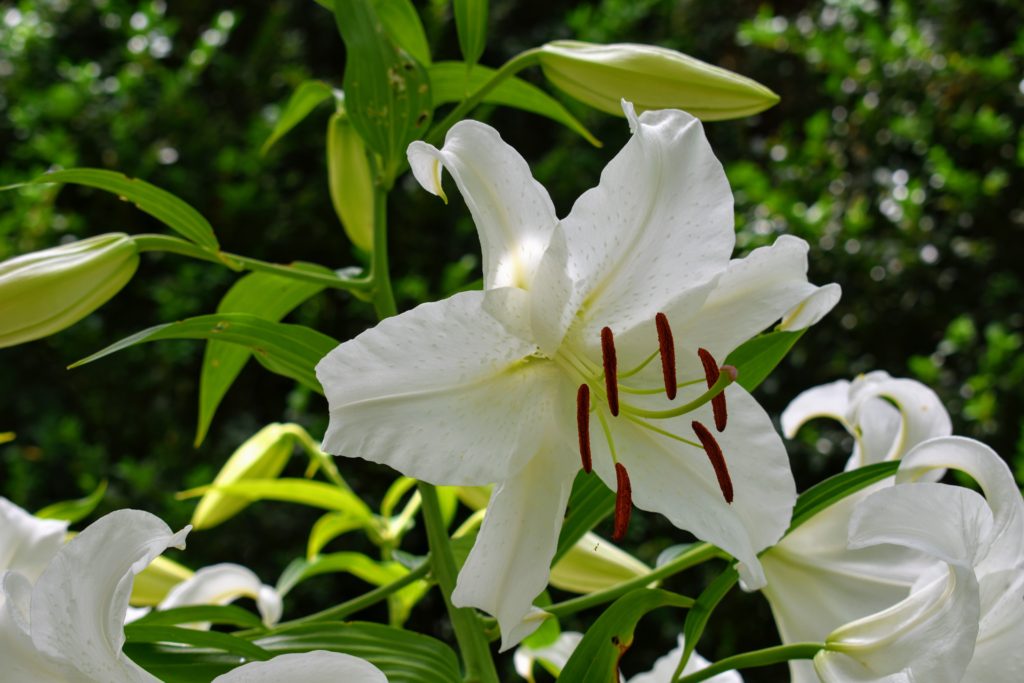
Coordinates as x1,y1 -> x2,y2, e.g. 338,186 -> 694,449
30,509 -> 188,682
848,374 -> 952,462
211,650 -> 387,683
407,121 -> 558,290
779,282 -> 842,331
158,563 -> 282,627
452,445 -> 578,651
0,498 -> 69,583
514,631 -> 583,680
780,379 -> 852,439
629,634 -> 743,683
317,289 -> 562,486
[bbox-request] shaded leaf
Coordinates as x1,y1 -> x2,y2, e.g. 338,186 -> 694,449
788,461 -> 899,534
35,480 -> 107,523
124,625 -> 271,662
131,605 -> 265,630
553,471 -> 615,564
261,80 -> 335,155
724,329 -> 805,392
453,0 -> 487,68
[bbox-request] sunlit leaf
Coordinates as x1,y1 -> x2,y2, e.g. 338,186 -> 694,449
453,0 -> 487,68
179,478 -> 373,520
724,329 -> 805,392
261,80 -> 334,155
34,480 -> 107,523
307,510 -> 369,559
276,552 -> 405,597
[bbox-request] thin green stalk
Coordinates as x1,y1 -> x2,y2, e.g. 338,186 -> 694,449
133,234 -> 373,292
368,183 -> 397,319
425,48 -> 542,146
546,543 -> 719,619
676,643 -> 824,683
419,483 -> 499,683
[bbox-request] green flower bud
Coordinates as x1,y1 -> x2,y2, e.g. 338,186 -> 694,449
190,423 -> 301,530
327,110 -> 375,253
131,555 -> 193,606
538,40 -> 780,120
549,531 -> 651,594
0,232 -> 139,349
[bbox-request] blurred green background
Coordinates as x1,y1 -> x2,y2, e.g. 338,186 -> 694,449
2,0 -> 1022,679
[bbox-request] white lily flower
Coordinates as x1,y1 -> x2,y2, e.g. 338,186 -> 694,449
514,631 -> 741,682
317,101 -> 839,649
0,508 -> 387,682
814,436 -> 1024,683
0,497 -> 68,583
158,562 -> 283,627
762,373 -> 952,683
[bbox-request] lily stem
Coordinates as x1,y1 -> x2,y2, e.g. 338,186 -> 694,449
675,642 -> 824,683
418,483 -> 500,683
369,182 -> 397,319
546,542 -> 719,619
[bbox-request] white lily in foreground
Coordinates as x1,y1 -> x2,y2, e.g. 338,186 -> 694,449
317,101 -> 839,648
0,508 -> 387,682
815,436 -> 1024,682
514,631 -> 742,682
761,372 -> 952,683
0,497 -> 68,582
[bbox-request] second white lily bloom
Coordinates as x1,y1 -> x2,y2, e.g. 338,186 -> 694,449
317,101 -> 839,648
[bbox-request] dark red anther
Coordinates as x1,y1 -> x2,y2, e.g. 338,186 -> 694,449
655,312 -> 677,400
692,421 -> 734,504
601,327 -> 620,417
576,384 -> 592,474
612,462 -> 632,541
697,347 -> 728,432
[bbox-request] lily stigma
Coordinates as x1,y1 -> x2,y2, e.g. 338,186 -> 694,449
317,100 -> 839,648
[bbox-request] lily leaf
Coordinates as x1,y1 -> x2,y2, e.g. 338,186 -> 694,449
124,625 -> 271,662
787,461 -> 899,533
559,588 -> 692,682
724,329 -> 805,392
35,480 -> 107,523
70,313 -> 338,395
276,553 -> 406,597
131,605 -> 265,630
307,511 -> 370,559
196,270 -> 329,445
261,80 -> 335,155
179,478 -> 373,520
429,61 -> 600,147
680,567 -> 738,672
453,0 -> 487,68
553,471 -> 615,564
9,168 -> 219,250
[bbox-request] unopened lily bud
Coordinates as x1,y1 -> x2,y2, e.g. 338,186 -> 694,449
0,233 -> 139,348
537,40 -> 780,120
327,110 -> 375,253
191,423 -> 300,530
549,531 -> 650,594
131,555 -> 194,606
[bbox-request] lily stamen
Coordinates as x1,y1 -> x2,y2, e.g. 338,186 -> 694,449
692,421 -> 734,504
576,384 -> 592,473
601,326 -> 620,416
655,312 -> 677,400
618,366 -> 736,420
612,462 -> 632,541
698,348 -> 729,432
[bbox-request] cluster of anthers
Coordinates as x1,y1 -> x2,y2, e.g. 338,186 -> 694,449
572,312 -> 737,541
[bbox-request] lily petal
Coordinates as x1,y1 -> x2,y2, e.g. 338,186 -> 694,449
963,569 -> 1024,683
0,498 -> 68,582
514,631 -> 583,680
452,444 -> 578,651
29,509 -> 188,682
0,571 -> 68,681
532,102 -> 734,355
594,385 -> 796,590
780,379 -> 852,439
848,373 -> 952,463
673,235 -> 840,360
158,563 -> 282,627
317,290 -> 563,485
897,437 -> 1024,573
211,650 -> 387,682
408,122 -> 557,290
629,635 -> 743,683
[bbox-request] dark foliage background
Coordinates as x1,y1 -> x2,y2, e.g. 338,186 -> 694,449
2,0 -> 1022,679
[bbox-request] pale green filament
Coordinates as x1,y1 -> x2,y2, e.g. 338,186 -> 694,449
624,414 -> 703,449
619,369 -> 734,420
596,410 -> 618,464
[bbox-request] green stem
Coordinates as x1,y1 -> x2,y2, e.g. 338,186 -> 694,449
546,543 -> 719,619
368,183 -> 397,319
133,234 -> 372,292
424,48 -> 542,146
254,561 -> 430,632
419,483 -> 499,683
676,643 -> 824,683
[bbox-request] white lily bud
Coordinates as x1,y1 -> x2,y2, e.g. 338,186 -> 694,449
0,232 -> 139,348
327,109 -> 375,253
131,554 -> 194,606
191,423 -> 301,530
538,40 -> 779,120
549,531 -> 650,594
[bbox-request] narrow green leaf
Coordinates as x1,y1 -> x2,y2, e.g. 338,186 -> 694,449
277,553 -> 405,597
124,625 -> 271,662
261,80 -> 334,155
196,269 -> 329,445
453,0 -> 487,68
254,622 -> 462,683
680,568 -> 738,673
181,478 -> 373,519
724,329 -> 806,392
559,588 -> 691,682
14,168 -> 219,250
376,0 -> 432,66
553,471 -> 615,564
788,461 -> 899,533
333,0 -> 432,179
131,605 -> 265,630
428,61 -> 600,146
35,480 -> 107,523
122,643 -> 236,683
70,313 -> 339,395
307,511 -> 368,559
